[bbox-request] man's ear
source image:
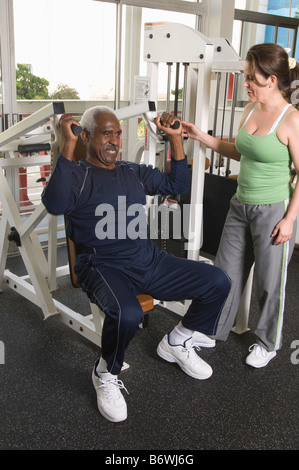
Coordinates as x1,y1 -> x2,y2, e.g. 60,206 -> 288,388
81,129 -> 90,143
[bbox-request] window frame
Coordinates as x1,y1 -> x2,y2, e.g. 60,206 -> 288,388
93,0 -> 205,16
234,8 -> 299,57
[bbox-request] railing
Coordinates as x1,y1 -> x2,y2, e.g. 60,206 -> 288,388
234,8 -> 299,57
0,98 -> 182,219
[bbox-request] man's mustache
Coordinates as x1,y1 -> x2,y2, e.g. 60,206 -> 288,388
104,145 -> 119,151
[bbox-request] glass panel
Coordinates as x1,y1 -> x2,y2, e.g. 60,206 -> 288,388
235,0 -> 246,9
264,24 -> 276,43
267,0 -> 299,18
0,43 -> 3,132
265,25 -> 298,54
13,0 -> 116,101
232,19 -> 243,54
237,0 -> 298,16
234,21 -> 298,60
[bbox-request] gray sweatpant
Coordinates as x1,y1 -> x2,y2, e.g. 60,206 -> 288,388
213,194 -> 296,351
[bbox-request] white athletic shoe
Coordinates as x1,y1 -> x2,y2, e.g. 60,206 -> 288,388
245,344 -> 277,368
92,364 -> 128,422
157,334 -> 213,379
192,331 -> 216,348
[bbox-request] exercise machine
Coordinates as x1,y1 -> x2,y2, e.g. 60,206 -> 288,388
0,23 -> 251,351
0,100 -> 156,351
141,23 -> 250,330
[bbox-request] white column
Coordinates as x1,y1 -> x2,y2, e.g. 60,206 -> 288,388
204,0 -> 235,42
0,0 -> 17,121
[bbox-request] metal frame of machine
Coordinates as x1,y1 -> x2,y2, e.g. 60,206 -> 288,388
0,23 -> 251,351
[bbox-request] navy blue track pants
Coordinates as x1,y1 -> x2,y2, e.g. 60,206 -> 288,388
75,242 -> 231,375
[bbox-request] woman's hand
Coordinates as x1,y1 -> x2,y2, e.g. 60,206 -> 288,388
181,121 -> 201,140
271,218 -> 294,245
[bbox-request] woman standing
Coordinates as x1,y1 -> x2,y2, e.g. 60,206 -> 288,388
182,43 -> 299,368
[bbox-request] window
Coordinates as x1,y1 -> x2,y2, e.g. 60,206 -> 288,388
232,1 -> 299,107
13,0 -> 117,101
233,2 -> 299,59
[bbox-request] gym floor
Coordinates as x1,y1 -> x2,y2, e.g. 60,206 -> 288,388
0,246 -> 298,451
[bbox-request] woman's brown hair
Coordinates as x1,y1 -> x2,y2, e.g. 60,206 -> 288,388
246,43 -> 299,110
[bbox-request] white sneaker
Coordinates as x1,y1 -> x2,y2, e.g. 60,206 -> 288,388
92,364 -> 128,422
245,344 -> 277,368
192,331 -> 216,348
157,334 -> 213,380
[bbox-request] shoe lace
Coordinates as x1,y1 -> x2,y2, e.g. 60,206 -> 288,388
183,343 -> 203,362
249,343 -> 267,357
97,378 -> 129,401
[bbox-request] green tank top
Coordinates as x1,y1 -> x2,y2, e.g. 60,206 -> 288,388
235,104 -> 295,204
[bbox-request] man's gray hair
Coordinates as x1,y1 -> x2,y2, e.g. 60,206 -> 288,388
80,106 -> 118,135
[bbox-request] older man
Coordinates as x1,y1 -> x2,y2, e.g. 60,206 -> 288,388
42,106 -> 230,423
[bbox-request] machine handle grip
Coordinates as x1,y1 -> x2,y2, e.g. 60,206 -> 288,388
71,123 -> 82,136
157,118 -> 181,130
168,120 -> 180,130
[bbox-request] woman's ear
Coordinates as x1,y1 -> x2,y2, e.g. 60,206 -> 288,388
269,74 -> 277,88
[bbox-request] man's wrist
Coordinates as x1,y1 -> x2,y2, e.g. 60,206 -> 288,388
60,140 -> 77,161
169,136 -> 185,160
